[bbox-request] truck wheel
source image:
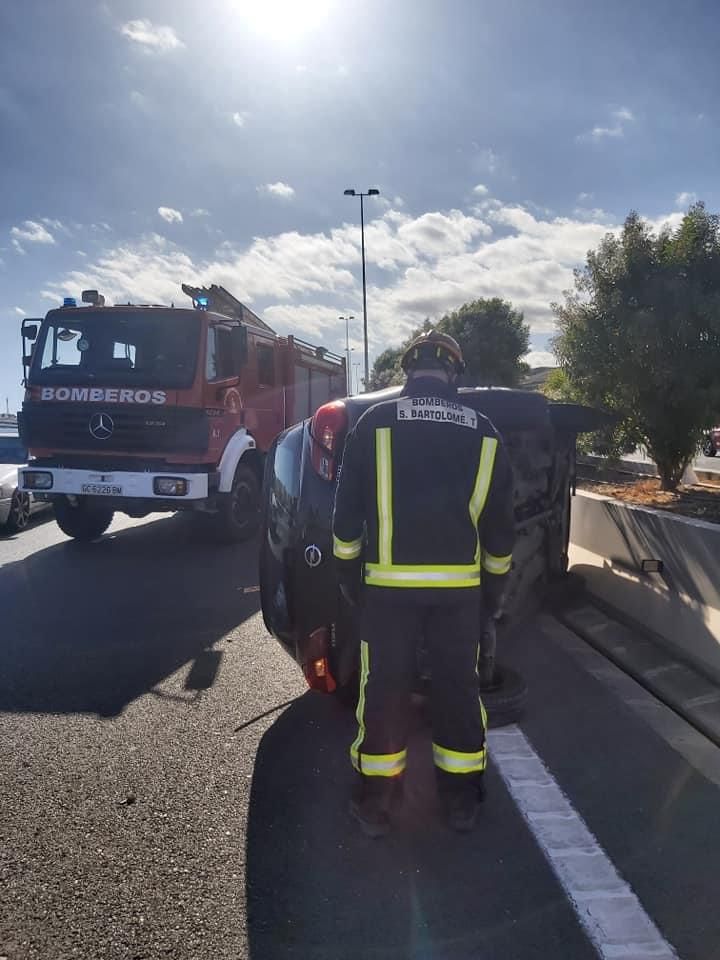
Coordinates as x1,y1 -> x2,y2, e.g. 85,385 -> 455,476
214,464 -> 260,543
702,437 -> 716,458
54,497 -> 114,542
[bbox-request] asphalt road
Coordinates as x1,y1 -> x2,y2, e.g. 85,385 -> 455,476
2,512 -> 720,959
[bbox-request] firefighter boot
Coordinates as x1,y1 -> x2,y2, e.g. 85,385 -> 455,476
440,775 -> 486,833
350,776 -> 398,838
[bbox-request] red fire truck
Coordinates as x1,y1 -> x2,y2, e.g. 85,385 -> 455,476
19,285 -> 345,542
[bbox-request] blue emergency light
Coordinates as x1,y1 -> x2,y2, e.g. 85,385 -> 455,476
196,296 -> 209,310
63,297 -> 77,308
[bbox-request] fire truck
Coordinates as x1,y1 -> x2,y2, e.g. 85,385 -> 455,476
18,285 -> 346,542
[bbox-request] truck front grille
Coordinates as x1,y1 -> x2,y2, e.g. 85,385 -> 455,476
20,403 -> 209,455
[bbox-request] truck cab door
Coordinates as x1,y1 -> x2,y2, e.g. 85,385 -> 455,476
246,338 -> 284,447
203,324 -> 246,459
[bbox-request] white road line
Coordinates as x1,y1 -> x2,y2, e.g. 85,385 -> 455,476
489,725 -> 679,960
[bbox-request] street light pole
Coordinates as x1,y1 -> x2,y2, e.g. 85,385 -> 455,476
339,314 -> 354,396
344,187 -> 380,391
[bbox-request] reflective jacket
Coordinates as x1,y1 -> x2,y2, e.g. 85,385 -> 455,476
332,377 -> 514,602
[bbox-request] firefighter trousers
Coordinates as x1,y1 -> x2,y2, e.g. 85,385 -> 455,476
351,589 -> 487,798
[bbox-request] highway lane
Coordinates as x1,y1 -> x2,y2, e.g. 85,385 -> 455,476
2,513 -> 720,959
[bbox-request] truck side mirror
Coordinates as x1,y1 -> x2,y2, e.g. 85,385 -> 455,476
22,323 -> 38,341
231,325 -> 248,370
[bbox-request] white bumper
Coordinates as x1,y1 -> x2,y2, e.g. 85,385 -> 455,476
20,467 -> 209,500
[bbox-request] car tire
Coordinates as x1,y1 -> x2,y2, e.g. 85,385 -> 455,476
5,490 -> 31,533
480,664 -> 528,728
54,497 -> 114,541
213,464 -> 260,543
702,437 -> 716,458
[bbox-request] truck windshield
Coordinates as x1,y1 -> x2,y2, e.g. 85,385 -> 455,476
30,310 -> 200,389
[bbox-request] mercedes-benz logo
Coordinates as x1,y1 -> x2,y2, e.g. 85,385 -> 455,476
89,412 -> 114,441
304,544 -> 323,568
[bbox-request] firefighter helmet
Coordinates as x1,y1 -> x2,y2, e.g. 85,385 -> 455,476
401,330 -> 466,375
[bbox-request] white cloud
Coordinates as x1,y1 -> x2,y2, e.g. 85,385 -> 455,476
120,19 -> 184,52
675,191 -> 697,208
577,192 -> 594,203
46,201 -> 684,370
232,111 -> 249,128
258,182 -> 295,199
10,220 -> 56,253
590,124 -> 624,140
130,90 -> 150,111
525,350 -> 557,368
14,306 -> 25,316
572,206 -> 613,223
474,148 -> 499,174
41,217 -> 64,231
190,208 -> 210,218
579,106 -> 635,142
158,206 -> 183,224
473,184 -> 489,196
76,250 -> 87,257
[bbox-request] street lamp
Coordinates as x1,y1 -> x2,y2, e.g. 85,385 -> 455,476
344,187 -> 380,391
352,361 -> 361,396
339,314 -> 355,396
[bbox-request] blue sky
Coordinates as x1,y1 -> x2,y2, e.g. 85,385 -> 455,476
2,0 -> 719,409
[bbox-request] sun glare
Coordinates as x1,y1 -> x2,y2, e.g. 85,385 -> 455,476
232,0 -> 334,43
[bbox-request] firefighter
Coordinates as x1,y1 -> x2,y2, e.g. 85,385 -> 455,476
332,330 -> 514,837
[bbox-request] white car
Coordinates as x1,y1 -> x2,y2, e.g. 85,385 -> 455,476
0,431 -> 50,533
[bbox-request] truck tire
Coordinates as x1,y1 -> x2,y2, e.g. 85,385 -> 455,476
54,497 -> 114,542
214,464 -> 260,543
702,437 -> 716,458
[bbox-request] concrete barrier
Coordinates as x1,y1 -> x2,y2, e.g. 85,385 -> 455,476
569,490 -> 720,682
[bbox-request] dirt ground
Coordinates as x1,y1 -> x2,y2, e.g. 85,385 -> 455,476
577,477 -> 720,524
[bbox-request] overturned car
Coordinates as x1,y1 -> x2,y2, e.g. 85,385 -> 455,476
260,386 -> 602,720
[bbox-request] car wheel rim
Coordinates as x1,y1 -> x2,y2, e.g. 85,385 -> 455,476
11,492 -> 31,529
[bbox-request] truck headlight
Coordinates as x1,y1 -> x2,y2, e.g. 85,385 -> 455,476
23,471 -> 53,490
153,477 -> 188,496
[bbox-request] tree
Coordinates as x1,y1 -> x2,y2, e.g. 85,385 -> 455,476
552,203 -> 720,490
439,298 -> 530,387
367,298 -> 530,390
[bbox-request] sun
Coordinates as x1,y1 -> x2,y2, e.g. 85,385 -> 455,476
232,0 -> 334,43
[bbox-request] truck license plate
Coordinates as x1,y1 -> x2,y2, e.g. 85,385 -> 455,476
80,483 -> 122,496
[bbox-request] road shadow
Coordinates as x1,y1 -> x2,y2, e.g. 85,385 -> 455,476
245,691 -> 592,960
0,515 -> 261,716
0,506 -> 55,540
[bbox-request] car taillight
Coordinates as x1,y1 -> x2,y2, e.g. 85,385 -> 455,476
302,628 -> 337,693
310,401 -> 348,481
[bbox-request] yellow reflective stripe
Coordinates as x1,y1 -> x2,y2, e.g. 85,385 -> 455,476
470,437 -> 498,563
366,562 -> 480,575
333,534 -> 363,560
351,748 -> 407,777
350,641 -> 370,763
433,743 -> 487,774
365,565 -> 480,588
482,551 -> 512,575
476,644 -> 489,732
376,428 -> 393,565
